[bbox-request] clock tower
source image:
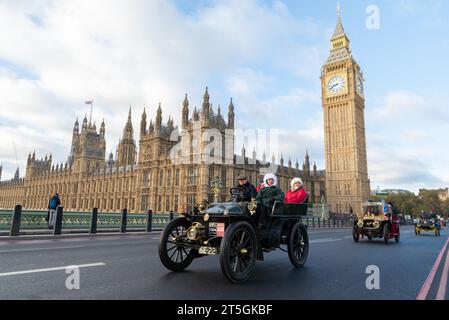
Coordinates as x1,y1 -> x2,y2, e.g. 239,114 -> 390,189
321,6 -> 371,215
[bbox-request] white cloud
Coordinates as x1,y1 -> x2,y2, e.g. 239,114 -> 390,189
366,89 -> 449,192
0,0 -> 325,180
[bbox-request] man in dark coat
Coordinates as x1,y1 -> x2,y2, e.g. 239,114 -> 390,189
236,174 -> 257,202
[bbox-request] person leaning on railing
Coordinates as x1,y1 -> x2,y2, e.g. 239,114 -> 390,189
47,192 -> 61,230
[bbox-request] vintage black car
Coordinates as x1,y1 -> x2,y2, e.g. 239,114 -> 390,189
158,187 -> 309,283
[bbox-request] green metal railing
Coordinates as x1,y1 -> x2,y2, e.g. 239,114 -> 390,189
0,208 -> 176,233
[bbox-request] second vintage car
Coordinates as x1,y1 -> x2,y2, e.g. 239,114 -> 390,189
353,202 -> 400,244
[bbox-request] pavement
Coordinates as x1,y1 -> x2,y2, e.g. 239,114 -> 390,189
0,225 -> 448,300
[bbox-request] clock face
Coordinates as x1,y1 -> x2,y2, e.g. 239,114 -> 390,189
357,77 -> 363,94
327,76 -> 345,93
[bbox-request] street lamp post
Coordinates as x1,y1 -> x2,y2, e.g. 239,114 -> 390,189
210,177 -> 223,204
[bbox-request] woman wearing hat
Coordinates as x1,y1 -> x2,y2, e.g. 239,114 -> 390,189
285,178 -> 308,204
256,173 -> 284,228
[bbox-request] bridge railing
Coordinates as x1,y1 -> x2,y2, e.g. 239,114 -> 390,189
4,205 -> 413,237
0,205 -> 178,237
302,216 -> 353,229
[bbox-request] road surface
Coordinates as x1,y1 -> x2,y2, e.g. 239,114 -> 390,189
0,225 -> 448,300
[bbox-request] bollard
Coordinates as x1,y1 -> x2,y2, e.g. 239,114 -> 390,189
169,211 -> 174,221
312,217 -> 315,229
53,206 -> 64,235
120,208 -> 128,233
146,209 -> 153,233
318,217 -> 321,228
333,219 -> 336,228
90,208 -> 98,234
328,218 -> 331,228
9,205 -> 22,237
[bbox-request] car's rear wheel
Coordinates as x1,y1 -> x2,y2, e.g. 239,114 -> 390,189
395,234 -> 400,242
383,224 -> 390,245
159,218 -> 195,272
220,221 -> 257,284
288,222 -> 309,268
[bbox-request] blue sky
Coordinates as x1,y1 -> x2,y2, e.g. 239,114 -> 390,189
0,0 -> 448,193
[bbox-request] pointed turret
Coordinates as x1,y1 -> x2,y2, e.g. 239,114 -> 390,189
82,114 -> 88,131
202,87 -> 210,126
303,149 -> 310,176
14,167 -> 19,180
227,98 -> 235,129
100,118 -> 105,137
156,103 -> 162,132
140,108 -> 147,137
202,87 -> 210,110
182,94 -> 189,128
74,118 -> 79,134
328,3 -> 351,62
123,107 -> 133,139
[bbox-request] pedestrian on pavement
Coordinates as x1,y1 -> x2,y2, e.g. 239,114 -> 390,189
47,192 -> 61,229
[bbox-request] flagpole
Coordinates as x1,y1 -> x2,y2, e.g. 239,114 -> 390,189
89,100 -> 94,125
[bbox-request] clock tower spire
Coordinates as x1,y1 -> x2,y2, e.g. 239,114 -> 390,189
321,6 -> 371,215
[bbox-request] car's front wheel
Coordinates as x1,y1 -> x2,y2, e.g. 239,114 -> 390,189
159,218 -> 195,272
220,221 -> 257,284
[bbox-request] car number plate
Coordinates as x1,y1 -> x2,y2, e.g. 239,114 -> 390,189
209,223 -> 225,237
199,246 -> 218,255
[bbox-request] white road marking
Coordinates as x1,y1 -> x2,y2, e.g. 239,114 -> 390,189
310,238 -> 342,244
0,262 -> 106,277
0,246 -> 85,254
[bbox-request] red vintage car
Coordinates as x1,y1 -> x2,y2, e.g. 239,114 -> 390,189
353,202 -> 400,244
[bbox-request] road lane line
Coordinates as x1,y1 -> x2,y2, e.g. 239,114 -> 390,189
436,244 -> 449,300
417,237 -> 449,300
0,246 -> 85,254
0,262 -> 106,277
310,238 -> 342,244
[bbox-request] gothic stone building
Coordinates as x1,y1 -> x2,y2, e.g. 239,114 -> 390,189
0,88 -> 326,213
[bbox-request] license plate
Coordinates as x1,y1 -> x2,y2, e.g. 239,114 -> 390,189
209,223 -> 225,237
199,246 -> 218,255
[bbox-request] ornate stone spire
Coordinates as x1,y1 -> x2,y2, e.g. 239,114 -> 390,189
156,102 -> 162,131
140,108 -> 147,137
227,98 -> 235,129
332,3 -> 345,39
122,107 -> 133,141
327,3 -> 351,63
182,94 -> 189,128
